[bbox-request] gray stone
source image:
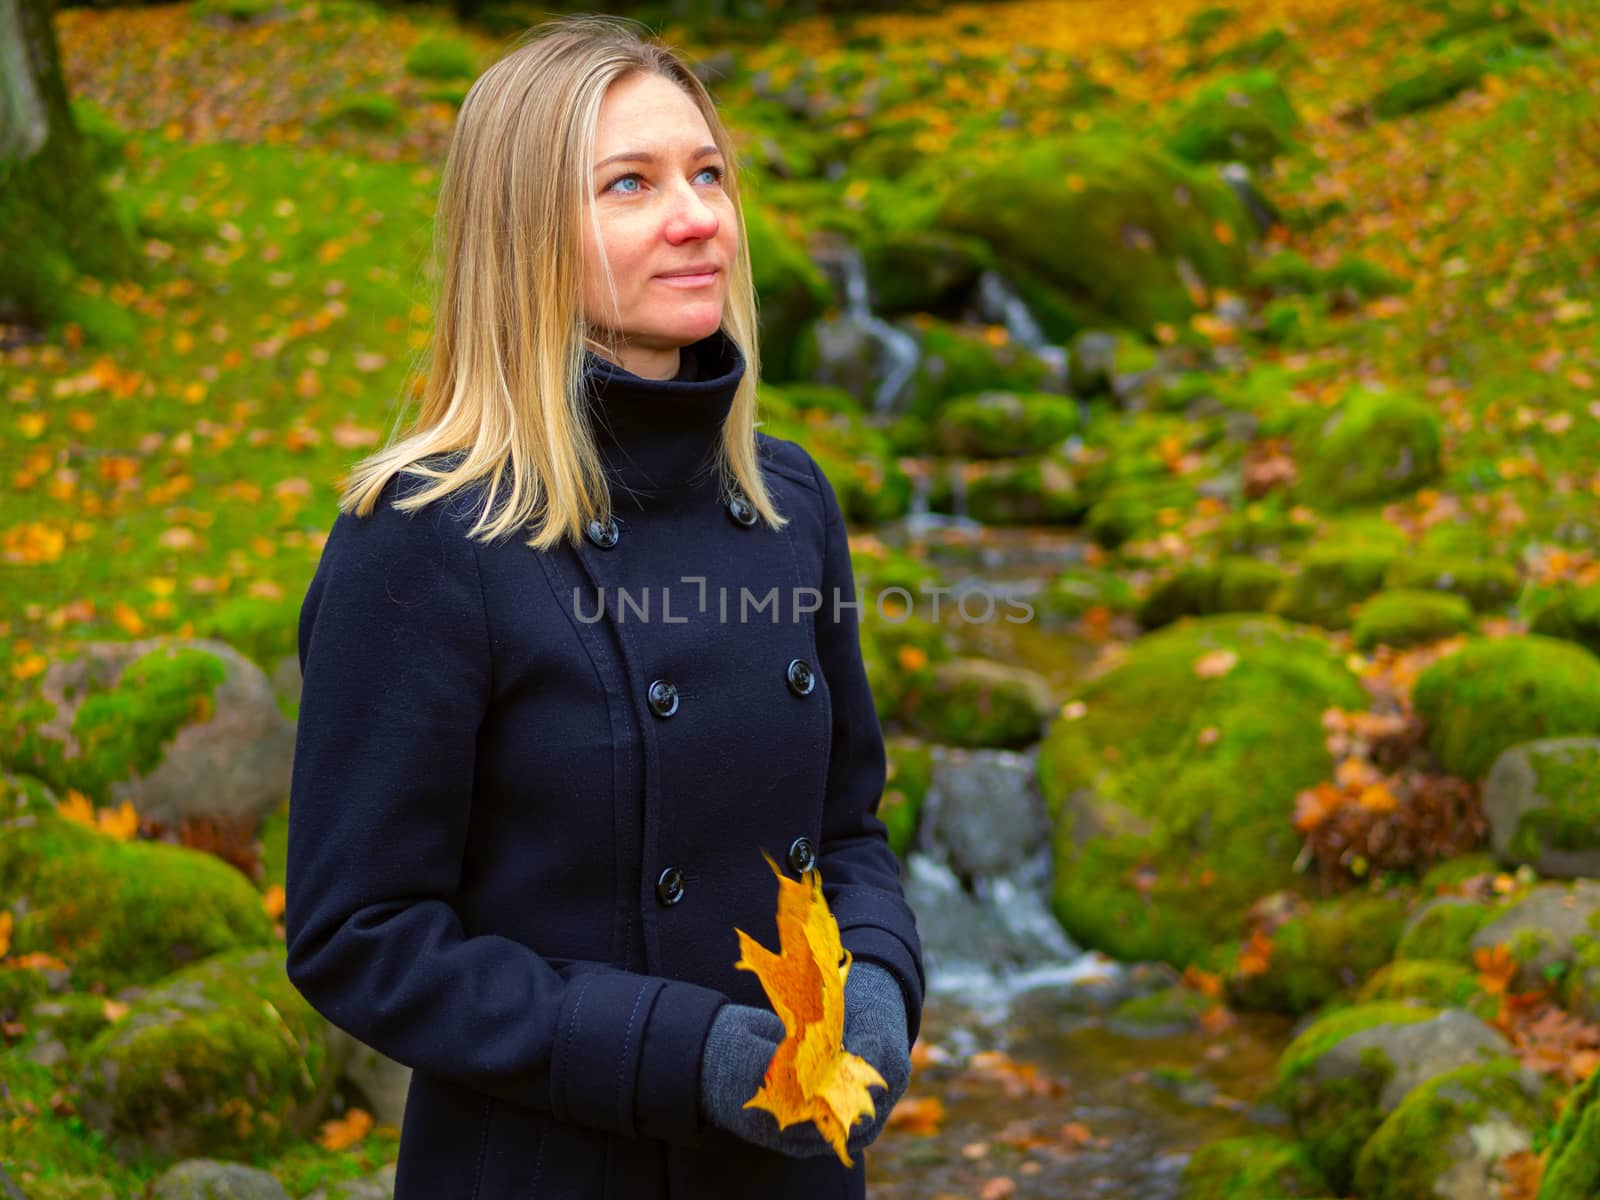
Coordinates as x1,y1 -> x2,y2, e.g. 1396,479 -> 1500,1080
1483,737 -> 1600,878
149,1160 -> 291,1200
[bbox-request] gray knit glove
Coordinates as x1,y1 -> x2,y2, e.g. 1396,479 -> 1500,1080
698,1002 -> 836,1158
839,960 -> 911,1152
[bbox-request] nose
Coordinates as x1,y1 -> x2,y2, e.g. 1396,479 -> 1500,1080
664,179 -> 720,241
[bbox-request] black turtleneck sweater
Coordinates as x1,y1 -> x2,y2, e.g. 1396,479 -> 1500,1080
287,326 -> 925,1200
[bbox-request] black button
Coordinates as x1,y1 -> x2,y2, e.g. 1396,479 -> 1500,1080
787,837 -> 815,874
585,517 -> 620,549
647,678 -> 679,718
656,866 -> 685,906
727,494 -> 758,528
785,658 -> 816,697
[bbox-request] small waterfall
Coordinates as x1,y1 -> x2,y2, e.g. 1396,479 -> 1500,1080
899,745 -> 1137,1025
812,238 -> 921,415
973,268 -> 1070,391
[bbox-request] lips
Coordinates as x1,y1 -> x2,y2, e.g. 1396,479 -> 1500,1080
657,266 -> 720,278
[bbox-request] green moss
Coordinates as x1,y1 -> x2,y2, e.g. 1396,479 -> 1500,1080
1418,853 -> 1500,892
1108,985 -> 1214,1034
881,737 -> 931,860
1385,554 -> 1521,612
0,1052 -> 157,1197
742,200 -> 831,383
0,808 -> 275,991
319,93 -> 400,131
1166,69 -> 1302,166
935,132 -> 1254,335
1352,589 -> 1477,650
195,595 -> 301,674
1540,1060 -> 1600,1198
1525,584 -> 1600,657
932,391 -> 1080,458
903,658 -> 1054,748
1372,50 -> 1485,119
1272,544 -> 1402,629
3,644 -> 228,807
1037,567 -> 1139,623
78,947 -> 338,1162
1353,1059 -> 1555,1199
1039,615 -> 1366,967
1177,1133 -> 1329,1200
1394,898 -> 1495,963
1358,959 -> 1498,1020
963,454 -> 1087,525
1138,558 -> 1289,631
1227,892 -> 1411,1015
403,35 -> 477,80
1411,636 -> 1600,780
1276,1004 -> 1436,1191
901,322 -> 1055,422
1294,389 -> 1443,509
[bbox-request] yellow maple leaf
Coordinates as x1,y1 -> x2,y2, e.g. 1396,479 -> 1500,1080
732,851 -> 885,1167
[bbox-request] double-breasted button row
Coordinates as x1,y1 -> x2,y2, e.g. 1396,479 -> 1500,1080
585,494 -> 756,550
644,663 -> 813,719
656,866 -> 685,906
787,836 -> 816,874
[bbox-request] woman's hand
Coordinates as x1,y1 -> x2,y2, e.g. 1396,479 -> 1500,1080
698,1003 -> 838,1159
840,960 -> 911,1154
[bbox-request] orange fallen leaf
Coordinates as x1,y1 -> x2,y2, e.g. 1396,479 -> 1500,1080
733,851 -> 884,1168
886,1094 -> 944,1135
1474,944 -> 1518,996
318,1106 -> 373,1151
1192,649 -> 1238,678
1236,928 -> 1275,978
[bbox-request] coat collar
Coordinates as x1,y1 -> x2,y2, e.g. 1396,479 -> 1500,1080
582,327 -> 745,502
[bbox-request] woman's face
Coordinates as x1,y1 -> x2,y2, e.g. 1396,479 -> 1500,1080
582,72 -> 738,380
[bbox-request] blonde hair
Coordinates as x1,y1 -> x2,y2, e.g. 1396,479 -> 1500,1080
336,13 -> 787,550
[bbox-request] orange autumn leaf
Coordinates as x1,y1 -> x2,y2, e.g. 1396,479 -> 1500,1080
318,1106 -> 373,1151
886,1094 -> 944,1135
733,851 -> 885,1168
1235,929 -> 1275,978
1474,944 -> 1518,995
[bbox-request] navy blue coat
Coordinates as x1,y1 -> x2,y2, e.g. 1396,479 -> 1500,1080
284,328 -> 926,1199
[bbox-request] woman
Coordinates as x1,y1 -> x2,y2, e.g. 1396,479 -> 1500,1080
284,13 -> 925,1199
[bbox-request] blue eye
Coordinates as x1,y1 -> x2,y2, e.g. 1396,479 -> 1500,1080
604,165 -> 726,194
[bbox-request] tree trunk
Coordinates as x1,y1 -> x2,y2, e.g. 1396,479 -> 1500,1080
0,0 -> 140,337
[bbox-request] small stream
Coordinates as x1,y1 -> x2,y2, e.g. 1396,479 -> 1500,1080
860,512 -> 1297,1199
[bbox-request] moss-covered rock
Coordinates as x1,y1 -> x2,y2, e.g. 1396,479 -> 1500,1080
931,390 -> 1080,458
1357,959 -> 1499,1021
1525,583 -> 1600,657
898,320 -> 1058,422
1272,544 -> 1403,629
1411,636 -> 1600,780
1226,891 -> 1411,1015
1137,557 -> 1288,631
1468,880 -> 1600,993
1394,896 -> 1498,964
1352,588 -> 1477,650
1385,554 -> 1521,613
1353,1059 -> 1557,1200
78,947 -> 343,1163
1372,48 -> 1485,119
1176,1133 -> 1330,1200
1273,1004 -> 1511,1193
1539,1062 -> 1600,1198
1038,615 -> 1366,967
1166,68 -> 1302,167
858,227 -> 997,317
1293,389 -> 1443,509
900,658 -> 1056,748
962,454 -> 1087,525
881,736 -> 932,860
1084,477 -> 1200,551
1483,737 -> 1600,878
0,778 -> 276,992
1067,328 -> 1159,400
934,133 -> 1254,335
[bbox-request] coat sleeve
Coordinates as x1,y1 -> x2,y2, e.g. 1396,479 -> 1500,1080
803,452 -> 928,1047
284,474 -> 728,1146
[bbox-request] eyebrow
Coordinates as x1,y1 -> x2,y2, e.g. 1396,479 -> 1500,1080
594,145 -> 722,172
